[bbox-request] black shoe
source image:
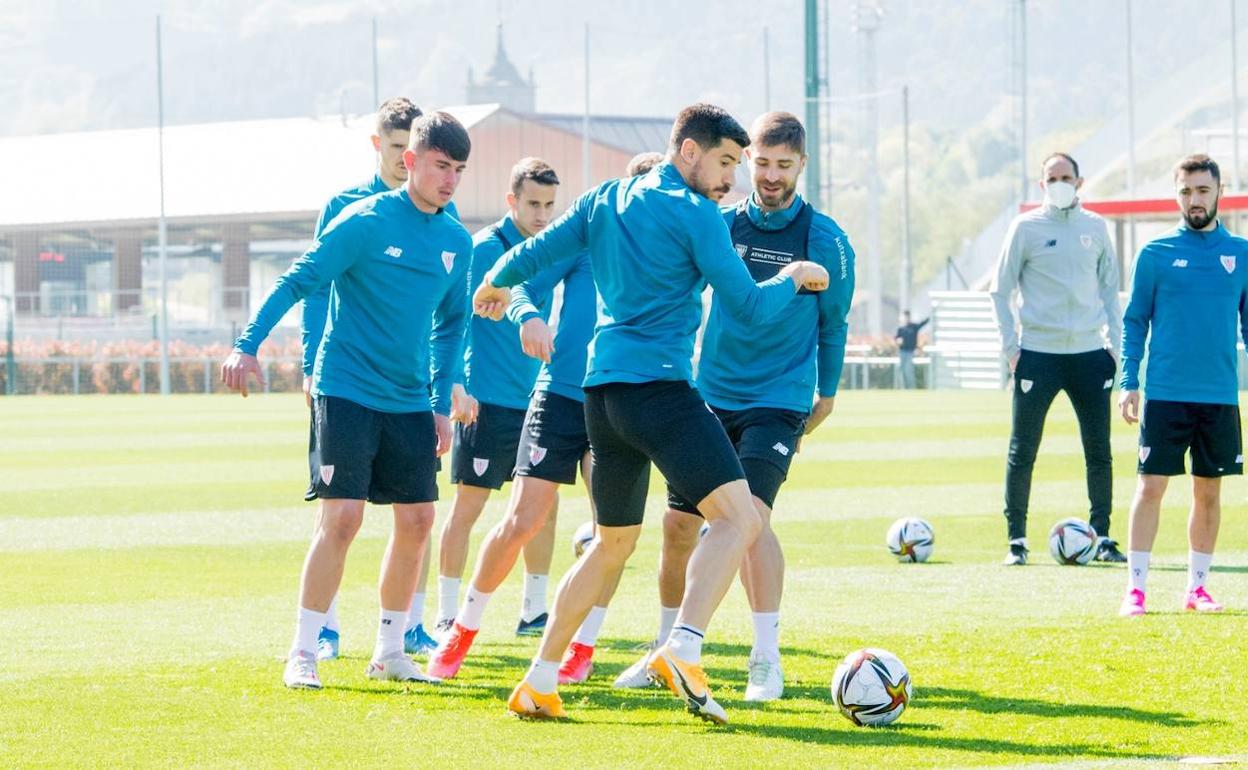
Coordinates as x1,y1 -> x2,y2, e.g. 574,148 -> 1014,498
1002,543 -> 1028,566
515,612 -> 548,637
1095,538 -> 1127,563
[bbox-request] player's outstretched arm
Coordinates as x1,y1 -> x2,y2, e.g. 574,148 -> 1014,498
481,191 -> 593,314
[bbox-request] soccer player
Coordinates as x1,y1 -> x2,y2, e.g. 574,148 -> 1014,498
300,97 -> 457,659
427,154 -> 662,685
436,158 -> 563,639
474,103 -> 830,724
989,152 -> 1126,566
1117,154 -> 1248,617
221,112 -> 474,689
612,112 -> 854,702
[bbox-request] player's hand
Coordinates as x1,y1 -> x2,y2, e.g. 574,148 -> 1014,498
520,317 -> 554,363
1008,352 -> 1020,373
450,383 -> 479,425
302,375 -> 312,408
473,280 -> 511,320
805,396 -> 835,436
220,351 -> 264,397
1118,389 -> 1140,425
780,260 -> 830,292
433,413 -> 453,457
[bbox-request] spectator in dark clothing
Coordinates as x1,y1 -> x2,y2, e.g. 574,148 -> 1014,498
895,310 -> 928,389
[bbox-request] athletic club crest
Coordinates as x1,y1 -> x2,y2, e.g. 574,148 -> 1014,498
1080,234 -> 1093,250
472,457 -> 489,476
1221,255 -> 1236,274
441,250 -> 456,273
320,465 -> 335,485
734,243 -> 748,258
529,446 -> 547,465
1020,379 -> 1033,394
1138,446 -> 1151,462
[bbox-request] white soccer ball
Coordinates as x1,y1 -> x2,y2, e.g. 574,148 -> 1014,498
885,517 -> 934,563
572,520 -> 595,558
1048,517 -> 1097,565
831,648 -> 912,727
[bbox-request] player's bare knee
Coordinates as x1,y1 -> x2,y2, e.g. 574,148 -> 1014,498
319,509 -> 363,545
663,509 -> 701,550
1135,475 -> 1168,503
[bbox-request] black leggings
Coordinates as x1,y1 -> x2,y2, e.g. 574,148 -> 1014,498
1004,349 -> 1116,540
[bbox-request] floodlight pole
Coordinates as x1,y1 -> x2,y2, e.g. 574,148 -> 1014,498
2,295 -> 13,396
804,0 -> 821,207
582,23 -> 591,191
371,17 -> 380,109
901,85 -> 912,313
763,26 -> 771,113
1233,0 -> 1242,192
156,15 -> 170,395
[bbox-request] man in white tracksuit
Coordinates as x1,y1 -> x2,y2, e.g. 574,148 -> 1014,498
989,152 -> 1126,566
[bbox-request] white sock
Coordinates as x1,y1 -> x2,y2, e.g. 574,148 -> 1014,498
525,657 -> 560,694
522,573 -> 548,621
458,586 -> 493,631
291,606 -> 328,658
438,576 -> 461,624
405,592 -> 425,632
324,594 -> 340,632
1128,550 -> 1150,593
373,608 -> 407,660
751,611 -> 781,662
572,606 -> 608,647
657,605 -> 680,643
1187,550 -> 1214,592
667,623 -> 705,664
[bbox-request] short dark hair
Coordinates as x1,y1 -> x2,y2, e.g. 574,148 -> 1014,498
510,157 -> 560,194
376,97 -> 422,135
1174,153 -> 1221,185
409,111 -> 471,163
1041,152 -> 1079,178
625,152 -> 664,177
668,103 -> 750,154
750,111 -> 805,155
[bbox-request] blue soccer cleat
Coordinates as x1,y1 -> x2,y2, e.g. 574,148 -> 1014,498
316,627 -> 340,661
404,623 -> 439,656
515,612 -> 548,637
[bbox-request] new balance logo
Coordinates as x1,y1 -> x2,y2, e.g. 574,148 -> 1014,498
1044,239 -> 1057,248
1172,259 -> 1188,268
773,442 -> 790,457
384,246 -> 403,259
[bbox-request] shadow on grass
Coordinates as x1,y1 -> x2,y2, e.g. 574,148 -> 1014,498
772,684 -> 1207,728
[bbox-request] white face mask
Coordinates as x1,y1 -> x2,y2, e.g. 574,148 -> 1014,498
1044,181 -> 1077,209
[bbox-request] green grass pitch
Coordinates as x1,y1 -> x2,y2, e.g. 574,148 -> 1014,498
2,391 -> 1245,768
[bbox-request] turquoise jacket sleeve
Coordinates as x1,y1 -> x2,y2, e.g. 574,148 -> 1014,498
237,216 -> 365,356
812,221 -> 856,397
1120,247 -> 1155,390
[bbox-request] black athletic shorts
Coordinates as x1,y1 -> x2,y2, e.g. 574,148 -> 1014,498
450,401 -> 527,490
668,406 -> 808,515
515,390 -> 590,485
1138,399 -> 1243,477
584,381 -> 745,528
309,395 -> 439,504
304,407 -> 318,502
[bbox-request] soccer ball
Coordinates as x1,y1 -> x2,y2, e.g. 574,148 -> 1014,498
572,520 -> 595,558
831,648 -> 912,727
885,517 -> 934,563
1048,518 -> 1097,565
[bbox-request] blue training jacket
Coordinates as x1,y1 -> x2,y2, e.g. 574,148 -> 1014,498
1121,221 -> 1248,405
300,172 -> 459,376
698,193 -> 855,413
506,249 -> 595,403
236,187 -> 472,414
487,162 -> 800,388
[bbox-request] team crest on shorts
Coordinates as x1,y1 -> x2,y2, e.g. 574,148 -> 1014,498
1081,234 -> 1093,250
473,457 -> 489,476
441,251 -> 456,273
1138,446 -> 1151,463
529,446 -> 547,465
1020,379 -> 1033,393
1221,255 -> 1236,273
320,465 -> 335,485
